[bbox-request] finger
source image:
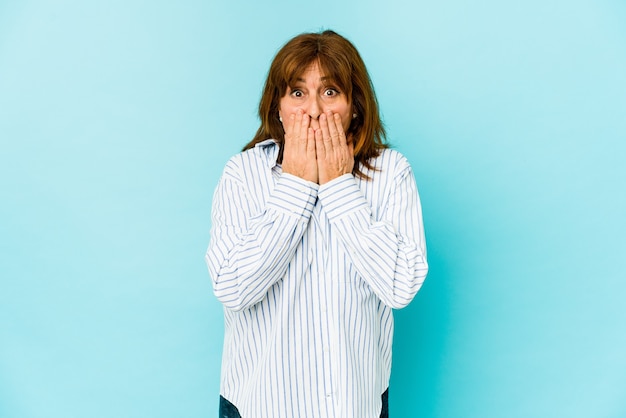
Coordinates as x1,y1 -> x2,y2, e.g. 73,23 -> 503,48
332,112 -> 347,147
298,113 -> 310,152
283,113 -> 296,139
287,110 -> 302,146
307,127 -> 317,158
319,113 -> 333,148
294,110 -> 303,138
325,111 -> 341,148
314,126 -> 325,160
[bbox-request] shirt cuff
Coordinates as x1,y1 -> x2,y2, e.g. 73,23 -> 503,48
318,174 -> 369,220
266,173 -> 319,221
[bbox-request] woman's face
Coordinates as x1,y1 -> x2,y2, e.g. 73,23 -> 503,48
278,61 -> 352,132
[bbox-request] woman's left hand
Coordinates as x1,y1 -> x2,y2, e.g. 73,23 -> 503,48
315,111 -> 354,185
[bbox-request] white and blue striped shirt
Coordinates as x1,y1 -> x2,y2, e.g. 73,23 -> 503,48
206,139 -> 428,418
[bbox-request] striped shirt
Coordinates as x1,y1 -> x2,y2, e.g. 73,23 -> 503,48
206,139 -> 428,418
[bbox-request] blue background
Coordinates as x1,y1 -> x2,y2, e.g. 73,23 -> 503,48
1,0 -> 625,417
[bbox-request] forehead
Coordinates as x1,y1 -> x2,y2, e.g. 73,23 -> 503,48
295,62 -> 324,81
289,60 -> 339,86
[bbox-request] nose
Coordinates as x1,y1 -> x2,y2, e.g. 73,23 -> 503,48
306,96 -> 323,120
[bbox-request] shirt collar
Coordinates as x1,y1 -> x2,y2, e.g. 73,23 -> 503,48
255,138 -> 280,168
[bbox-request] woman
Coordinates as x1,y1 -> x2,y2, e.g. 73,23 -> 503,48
206,29 -> 428,418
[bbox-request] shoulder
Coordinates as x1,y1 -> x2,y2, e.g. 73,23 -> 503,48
222,139 -> 279,180
368,148 -> 412,180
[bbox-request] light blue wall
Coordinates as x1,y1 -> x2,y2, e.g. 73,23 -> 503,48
1,1 -> 625,417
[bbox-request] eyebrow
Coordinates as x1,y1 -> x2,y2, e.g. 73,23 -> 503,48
294,76 -> 333,83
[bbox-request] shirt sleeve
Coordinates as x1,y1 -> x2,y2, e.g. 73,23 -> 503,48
206,164 -> 318,311
317,164 -> 428,309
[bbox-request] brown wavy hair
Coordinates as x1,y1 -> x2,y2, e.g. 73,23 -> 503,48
242,29 -> 387,180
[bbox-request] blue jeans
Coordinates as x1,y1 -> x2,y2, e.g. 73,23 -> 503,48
220,389 -> 389,418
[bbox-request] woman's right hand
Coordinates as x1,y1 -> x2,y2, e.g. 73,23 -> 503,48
281,110 -> 318,183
